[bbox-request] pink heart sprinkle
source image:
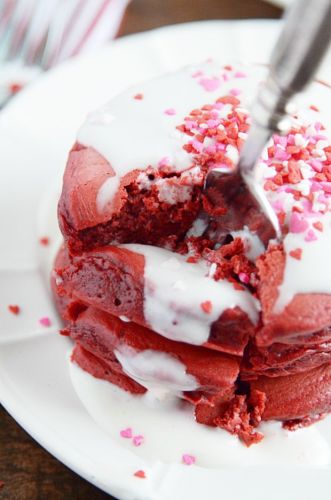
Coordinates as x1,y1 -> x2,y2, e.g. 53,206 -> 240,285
39,317 -> 51,327
120,427 -> 133,438
164,108 -> 176,116
230,88 -> 241,96
321,182 -> 331,194
274,148 -> 290,161
132,435 -> 144,447
205,144 -> 217,155
305,229 -> 318,242
287,134 -> 295,145
198,77 -> 220,92
234,71 -> 247,78
192,139 -> 203,153
311,181 -> 322,192
182,454 -> 196,465
239,272 -> 250,284
279,136 -> 288,148
289,213 -> 309,234
184,120 -> 194,130
272,199 -> 284,212
311,159 -> 323,172
207,119 -> 219,128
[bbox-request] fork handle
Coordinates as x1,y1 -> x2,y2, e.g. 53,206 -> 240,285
252,0 -> 331,131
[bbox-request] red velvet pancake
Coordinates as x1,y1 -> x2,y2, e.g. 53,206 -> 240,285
53,61 -> 331,445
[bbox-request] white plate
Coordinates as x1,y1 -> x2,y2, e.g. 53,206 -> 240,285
1,20 -> 331,500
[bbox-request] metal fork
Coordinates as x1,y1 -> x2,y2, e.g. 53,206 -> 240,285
204,0 -> 331,246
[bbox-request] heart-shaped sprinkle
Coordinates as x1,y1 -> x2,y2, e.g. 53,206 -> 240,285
39,237 -> 50,246
289,248 -> 303,260
200,301 -> 212,314
39,317 -> 51,327
132,435 -> 144,447
182,454 -> 196,465
305,229 -> 318,242
8,305 -> 20,315
134,470 -> 146,479
289,213 -> 309,233
120,427 -> 132,439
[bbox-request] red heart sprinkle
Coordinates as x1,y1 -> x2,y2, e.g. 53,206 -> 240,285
134,470 -> 146,479
8,305 -> 20,315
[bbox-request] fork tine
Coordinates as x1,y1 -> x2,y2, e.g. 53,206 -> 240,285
1,0 -> 35,61
42,0 -> 129,69
81,0 -> 130,52
41,0 -> 86,69
52,0 -> 109,63
70,0 -> 114,57
0,0 -> 21,59
51,0 -> 90,63
18,0 -> 58,65
0,1 -> 16,39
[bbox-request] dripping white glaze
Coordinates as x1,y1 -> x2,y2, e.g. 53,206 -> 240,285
114,346 -> 198,399
96,176 -> 119,212
77,60 -> 331,313
77,62 -> 265,213
255,101 -> 331,312
121,243 -> 259,345
275,212 -> 331,312
70,360 -> 331,468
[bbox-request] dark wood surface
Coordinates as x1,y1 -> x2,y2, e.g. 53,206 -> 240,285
0,1 -> 282,499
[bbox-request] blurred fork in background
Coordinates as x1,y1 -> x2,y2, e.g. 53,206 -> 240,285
0,0 -> 130,106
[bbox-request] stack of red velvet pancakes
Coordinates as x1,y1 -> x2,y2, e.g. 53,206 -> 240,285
52,62 -> 331,445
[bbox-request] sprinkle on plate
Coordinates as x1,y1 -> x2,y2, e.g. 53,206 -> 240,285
120,427 -> 133,438
134,470 -> 146,479
182,454 -> 196,465
289,248 -> 303,260
132,435 -> 144,447
39,316 -> 51,327
39,237 -> 50,246
8,305 -> 20,315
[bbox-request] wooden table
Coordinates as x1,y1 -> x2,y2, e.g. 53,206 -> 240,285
0,1 -> 282,498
